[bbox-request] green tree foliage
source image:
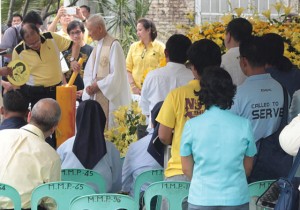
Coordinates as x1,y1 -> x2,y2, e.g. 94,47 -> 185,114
2,0 -> 152,55
101,0 -> 152,54
1,0 -> 79,24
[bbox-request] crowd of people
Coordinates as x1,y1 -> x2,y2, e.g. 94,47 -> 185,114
0,5 -> 300,210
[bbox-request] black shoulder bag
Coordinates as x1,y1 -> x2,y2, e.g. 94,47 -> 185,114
249,86 -> 293,183
256,148 -> 300,210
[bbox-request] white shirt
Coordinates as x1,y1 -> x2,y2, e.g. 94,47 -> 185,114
221,47 -> 247,86
140,62 -> 193,116
122,132 -> 163,196
82,38 -> 131,128
0,124 -> 61,209
289,90 -> 300,122
279,114 -> 300,156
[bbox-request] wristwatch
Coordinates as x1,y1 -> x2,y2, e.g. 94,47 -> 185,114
69,57 -> 76,62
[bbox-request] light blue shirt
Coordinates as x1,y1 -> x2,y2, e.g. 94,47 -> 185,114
230,73 -> 284,142
180,106 -> 256,206
57,137 -> 122,193
122,131 -> 163,196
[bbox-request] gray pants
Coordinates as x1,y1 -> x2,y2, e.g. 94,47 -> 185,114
188,203 -> 249,210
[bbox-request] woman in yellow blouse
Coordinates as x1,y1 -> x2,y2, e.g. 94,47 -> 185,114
126,18 -> 165,95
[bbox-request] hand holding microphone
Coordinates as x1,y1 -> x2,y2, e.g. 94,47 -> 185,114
0,48 -> 13,76
0,48 -> 13,56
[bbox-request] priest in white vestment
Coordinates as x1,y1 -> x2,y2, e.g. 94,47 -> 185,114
82,14 -> 131,129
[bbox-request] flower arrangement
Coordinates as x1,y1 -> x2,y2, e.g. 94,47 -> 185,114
104,101 -> 146,157
180,2 -> 300,68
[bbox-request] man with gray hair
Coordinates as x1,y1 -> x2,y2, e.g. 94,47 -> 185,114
82,14 -> 131,129
0,98 -> 62,209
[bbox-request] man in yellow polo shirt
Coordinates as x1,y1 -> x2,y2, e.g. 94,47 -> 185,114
156,40 -> 222,210
12,23 -> 80,108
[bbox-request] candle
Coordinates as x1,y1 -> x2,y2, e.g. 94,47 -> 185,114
67,58 -> 84,86
56,58 -> 84,147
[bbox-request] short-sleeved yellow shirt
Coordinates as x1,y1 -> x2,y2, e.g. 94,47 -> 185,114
56,29 -> 70,39
12,32 -> 72,87
156,79 -> 205,178
126,40 -> 165,89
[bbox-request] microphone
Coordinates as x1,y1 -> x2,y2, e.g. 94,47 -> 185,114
0,48 -> 12,55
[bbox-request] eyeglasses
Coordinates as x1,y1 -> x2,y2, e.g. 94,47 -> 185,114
69,30 -> 82,36
141,48 -> 146,59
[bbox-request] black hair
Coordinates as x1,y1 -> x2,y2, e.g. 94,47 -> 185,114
165,34 -> 192,64
197,66 -> 236,110
20,23 -> 40,39
137,18 -> 157,41
23,11 -> 43,26
226,18 -> 252,43
3,90 -> 29,113
239,36 -> 265,68
187,39 -> 221,76
261,33 -> 293,72
67,20 -> 85,34
80,5 -> 91,13
13,13 -> 23,21
7,13 -> 23,27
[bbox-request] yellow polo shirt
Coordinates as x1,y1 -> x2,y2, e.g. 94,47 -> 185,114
56,29 -> 70,39
13,32 -> 72,87
156,79 -> 205,178
126,40 -> 165,89
0,124 -> 61,209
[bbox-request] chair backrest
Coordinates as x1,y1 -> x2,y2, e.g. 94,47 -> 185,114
0,183 -> 21,210
61,168 -> 106,193
133,169 -> 164,207
248,180 -> 275,197
144,181 -> 190,210
30,181 -> 95,210
70,193 -> 137,210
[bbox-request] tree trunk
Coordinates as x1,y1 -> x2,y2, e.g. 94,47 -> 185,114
22,0 -> 31,17
7,0 -> 16,22
41,0 -> 55,20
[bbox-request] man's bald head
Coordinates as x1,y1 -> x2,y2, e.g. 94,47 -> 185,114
20,23 -> 41,51
86,14 -> 107,41
29,98 -> 61,132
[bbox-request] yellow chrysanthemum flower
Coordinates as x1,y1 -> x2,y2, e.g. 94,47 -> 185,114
117,125 -> 127,134
113,110 -> 125,122
234,7 -> 244,17
221,14 -> 233,25
185,12 -> 195,22
105,100 -> 146,157
273,2 -> 283,13
283,6 -> 293,16
262,10 -> 271,20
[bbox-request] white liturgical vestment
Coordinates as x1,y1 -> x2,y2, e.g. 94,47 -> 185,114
82,37 -> 131,128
